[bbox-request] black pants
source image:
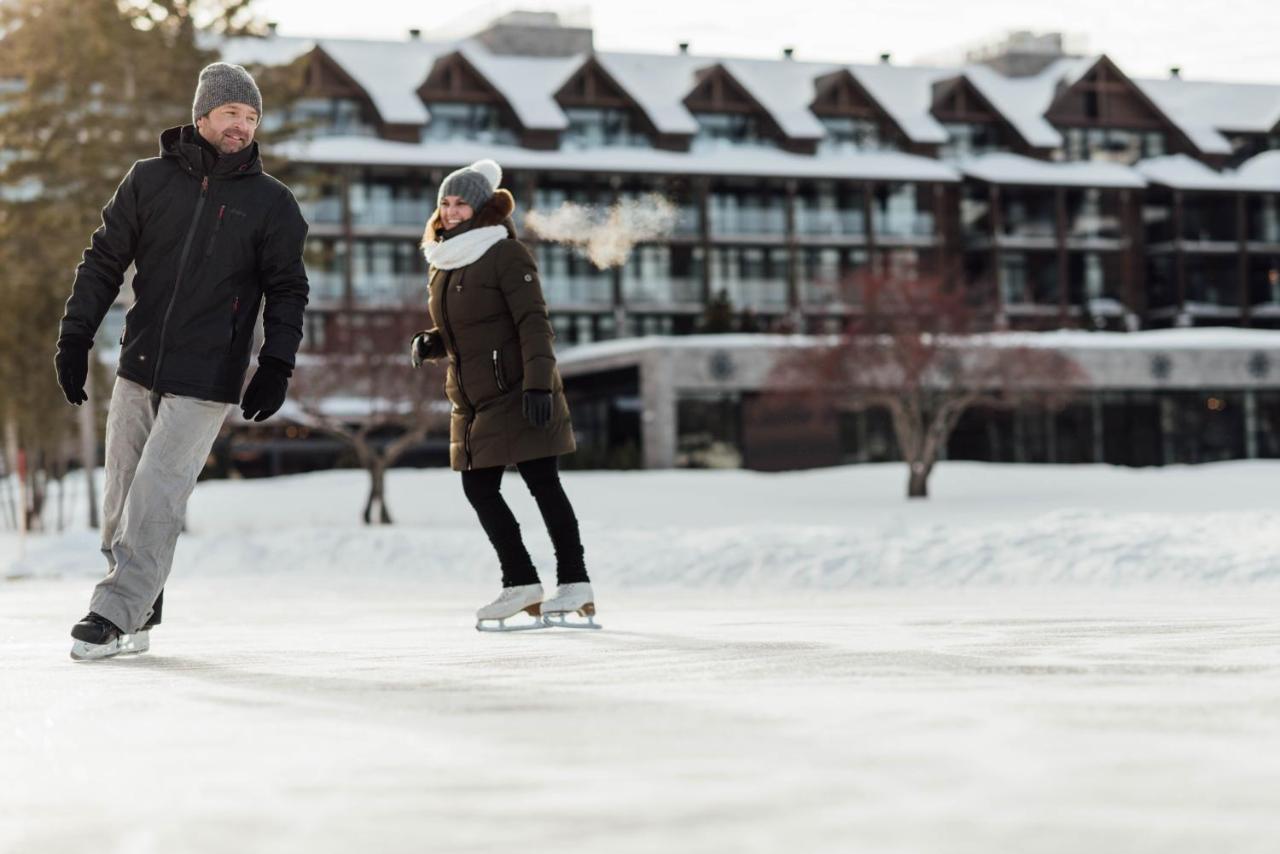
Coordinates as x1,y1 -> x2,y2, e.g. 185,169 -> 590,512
461,455 -> 588,588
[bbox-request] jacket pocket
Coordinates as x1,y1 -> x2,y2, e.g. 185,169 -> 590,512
204,205 -> 226,259
492,348 -> 509,393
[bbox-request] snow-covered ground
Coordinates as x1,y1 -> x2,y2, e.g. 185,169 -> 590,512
3,462 -> 1280,853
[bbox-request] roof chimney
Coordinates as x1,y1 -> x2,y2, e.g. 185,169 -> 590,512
678,41 -> 690,55
1169,66 -> 1181,79
879,52 -> 891,64
409,28 -> 421,40
783,47 -> 794,60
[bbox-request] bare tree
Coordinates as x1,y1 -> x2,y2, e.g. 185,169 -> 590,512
768,272 -> 1085,498
287,341 -> 449,525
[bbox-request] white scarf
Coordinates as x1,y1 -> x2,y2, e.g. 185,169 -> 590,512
422,225 -> 508,270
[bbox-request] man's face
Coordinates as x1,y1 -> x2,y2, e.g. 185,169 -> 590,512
196,102 -> 259,155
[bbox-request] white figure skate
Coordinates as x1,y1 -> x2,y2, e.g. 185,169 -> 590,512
540,582 -> 601,630
475,583 -> 547,632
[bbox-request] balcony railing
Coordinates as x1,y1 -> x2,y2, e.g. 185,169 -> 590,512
873,212 -> 935,239
299,198 -> 343,225
709,208 -> 788,236
795,208 -> 866,237
309,271 -> 346,302
352,274 -> 429,306
622,277 -> 703,305
717,279 -> 789,309
542,275 -> 615,305
352,199 -> 434,229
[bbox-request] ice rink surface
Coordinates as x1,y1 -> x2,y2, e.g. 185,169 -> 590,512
4,579 -> 1279,854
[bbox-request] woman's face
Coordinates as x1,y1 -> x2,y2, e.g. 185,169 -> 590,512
440,195 -> 474,230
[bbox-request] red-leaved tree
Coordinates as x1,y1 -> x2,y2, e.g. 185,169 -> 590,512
768,272 -> 1085,498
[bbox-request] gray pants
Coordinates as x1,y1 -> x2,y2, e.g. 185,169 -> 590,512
90,376 -> 230,632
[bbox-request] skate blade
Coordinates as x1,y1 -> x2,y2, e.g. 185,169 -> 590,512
70,638 -> 123,661
119,631 -> 150,655
475,617 -> 550,633
541,606 -> 602,630
70,631 -> 149,661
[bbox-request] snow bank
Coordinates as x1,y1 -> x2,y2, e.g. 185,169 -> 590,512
5,461 -> 1279,589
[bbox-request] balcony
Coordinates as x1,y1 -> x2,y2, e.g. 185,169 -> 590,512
795,208 -> 866,239
541,275 -> 615,306
622,277 -> 703,306
352,274 -> 429,307
873,212 -> 936,243
308,271 -> 346,303
352,199 -> 434,229
299,198 -> 342,225
708,207 -> 788,238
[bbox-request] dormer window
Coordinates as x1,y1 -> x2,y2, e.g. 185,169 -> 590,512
818,116 -> 892,153
692,112 -> 775,149
563,106 -> 650,148
421,102 -> 516,144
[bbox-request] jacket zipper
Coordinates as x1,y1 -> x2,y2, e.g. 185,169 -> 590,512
204,204 -> 226,258
151,174 -> 209,389
492,349 -> 508,393
439,268 -> 475,469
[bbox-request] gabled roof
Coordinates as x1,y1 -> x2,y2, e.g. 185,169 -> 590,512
1137,76 -> 1280,146
846,62 -> 953,144
319,38 -> 458,126
960,58 -> 1093,149
593,51 -> 703,136
456,40 -> 580,131
720,58 -> 831,140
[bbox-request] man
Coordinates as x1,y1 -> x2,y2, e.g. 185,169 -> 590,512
54,62 -> 309,661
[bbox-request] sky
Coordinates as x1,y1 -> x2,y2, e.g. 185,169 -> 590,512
250,0 -> 1280,84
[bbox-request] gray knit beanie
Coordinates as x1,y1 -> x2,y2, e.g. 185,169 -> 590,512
192,62 -> 263,125
438,159 -> 502,210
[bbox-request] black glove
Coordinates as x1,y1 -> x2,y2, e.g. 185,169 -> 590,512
55,340 -> 90,406
241,356 -> 292,422
522,389 -> 552,429
410,330 -> 434,368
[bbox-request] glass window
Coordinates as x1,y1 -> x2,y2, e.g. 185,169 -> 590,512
817,116 -> 893,153
562,107 -> 650,149
422,102 -> 517,144
692,112 -> 775,149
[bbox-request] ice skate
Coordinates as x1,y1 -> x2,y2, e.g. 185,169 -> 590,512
540,582 -> 601,630
69,612 -> 149,661
475,583 -> 547,632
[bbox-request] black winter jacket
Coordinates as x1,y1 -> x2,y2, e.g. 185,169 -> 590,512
58,125 -> 309,403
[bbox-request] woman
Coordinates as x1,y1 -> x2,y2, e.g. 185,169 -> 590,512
410,159 -> 597,631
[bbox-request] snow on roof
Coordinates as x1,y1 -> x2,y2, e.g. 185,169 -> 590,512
593,51 -> 703,136
1134,154 -> 1238,191
961,58 -> 1093,149
456,41 -> 579,131
217,34 -> 316,69
847,62 -> 952,144
1136,152 -> 1280,193
276,135 -> 961,182
1234,150 -> 1280,191
720,58 -> 833,140
1137,76 -> 1280,139
959,152 -> 1145,188
314,38 -> 457,126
